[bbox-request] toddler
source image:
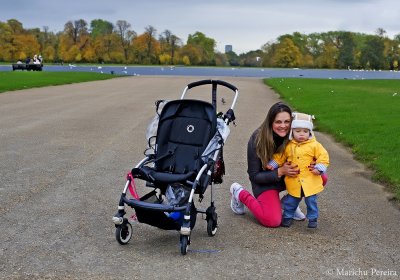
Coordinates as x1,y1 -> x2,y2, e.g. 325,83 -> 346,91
267,112 -> 329,228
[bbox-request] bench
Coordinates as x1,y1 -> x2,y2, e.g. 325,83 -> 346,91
12,63 -> 43,71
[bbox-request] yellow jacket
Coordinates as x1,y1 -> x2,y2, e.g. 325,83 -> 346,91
272,137 -> 329,198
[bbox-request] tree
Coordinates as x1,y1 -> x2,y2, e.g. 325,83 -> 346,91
271,37 -> 302,68
132,29 -> 160,64
279,32 -> 309,55
159,29 -> 181,65
0,20 -> 41,61
63,19 -> 89,44
90,19 -> 113,38
0,21 -> 14,61
13,34 -> 40,60
315,42 -> 337,68
261,41 -> 278,67
7,19 -> 24,34
144,25 -> 160,64
239,50 -> 264,67
391,35 -> 400,70
179,44 -> 202,65
89,20 -> 116,63
214,52 -> 229,66
360,35 -> 385,69
43,45 -> 56,61
336,32 -> 356,69
225,50 -> 239,66
376,28 -> 387,37
187,31 -> 216,65
59,19 -> 90,62
115,20 -> 136,62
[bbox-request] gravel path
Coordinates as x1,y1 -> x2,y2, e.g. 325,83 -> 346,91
1,76 -> 399,279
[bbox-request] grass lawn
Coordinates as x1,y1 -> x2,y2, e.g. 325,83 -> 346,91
265,78 -> 400,200
0,71 -> 119,93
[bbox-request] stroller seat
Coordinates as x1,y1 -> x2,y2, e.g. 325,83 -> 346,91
153,99 -> 217,172
134,99 -> 217,187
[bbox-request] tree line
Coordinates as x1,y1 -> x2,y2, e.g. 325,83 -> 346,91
1,19 -> 399,70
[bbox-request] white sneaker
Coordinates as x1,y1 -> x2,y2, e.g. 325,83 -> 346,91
293,206 -> 306,221
230,183 -> 245,215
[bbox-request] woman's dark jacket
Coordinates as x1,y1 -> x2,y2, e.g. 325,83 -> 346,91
247,129 -> 285,198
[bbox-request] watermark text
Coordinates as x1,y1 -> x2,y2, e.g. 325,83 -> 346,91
324,267 -> 398,277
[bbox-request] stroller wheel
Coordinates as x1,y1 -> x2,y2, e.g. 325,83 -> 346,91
116,222 -> 132,245
206,205 -> 218,236
207,218 -> 218,236
180,235 -> 189,255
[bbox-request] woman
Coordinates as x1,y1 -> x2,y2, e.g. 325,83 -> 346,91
230,102 -> 305,227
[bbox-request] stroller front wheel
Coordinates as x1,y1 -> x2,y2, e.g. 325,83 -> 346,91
116,221 -> 132,245
206,205 -> 218,236
180,235 -> 190,255
207,218 -> 218,236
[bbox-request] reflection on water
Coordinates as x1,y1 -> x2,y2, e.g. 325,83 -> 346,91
1,65 -> 400,79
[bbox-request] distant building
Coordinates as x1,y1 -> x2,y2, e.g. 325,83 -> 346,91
225,45 -> 233,53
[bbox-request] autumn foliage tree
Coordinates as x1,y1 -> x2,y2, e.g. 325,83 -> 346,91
159,29 -> 182,65
58,19 -> 91,62
272,37 -> 302,68
1,18 -> 400,70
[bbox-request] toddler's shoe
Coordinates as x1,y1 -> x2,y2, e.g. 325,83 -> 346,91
281,218 -> 293,227
230,183 -> 245,215
308,218 -> 318,228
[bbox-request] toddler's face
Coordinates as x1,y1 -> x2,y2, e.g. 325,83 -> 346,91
292,128 -> 310,142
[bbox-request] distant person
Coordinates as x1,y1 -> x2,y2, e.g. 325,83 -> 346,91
266,112 -> 330,228
229,102 -> 306,227
33,54 -> 41,65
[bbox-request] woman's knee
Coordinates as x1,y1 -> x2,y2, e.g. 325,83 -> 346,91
259,207 -> 282,227
260,215 -> 281,228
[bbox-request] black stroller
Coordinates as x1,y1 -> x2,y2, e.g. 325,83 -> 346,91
112,80 -> 239,255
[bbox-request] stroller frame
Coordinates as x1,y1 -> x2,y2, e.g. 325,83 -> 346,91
112,80 -> 239,255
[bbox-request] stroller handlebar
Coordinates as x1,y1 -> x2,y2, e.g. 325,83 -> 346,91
181,79 -> 239,111
186,79 -> 238,92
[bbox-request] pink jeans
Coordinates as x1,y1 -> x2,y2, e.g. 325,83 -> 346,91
239,189 -> 282,228
239,174 -> 328,227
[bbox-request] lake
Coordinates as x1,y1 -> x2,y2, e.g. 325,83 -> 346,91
2,65 -> 400,79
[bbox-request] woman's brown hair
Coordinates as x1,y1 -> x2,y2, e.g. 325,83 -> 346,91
255,102 -> 292,166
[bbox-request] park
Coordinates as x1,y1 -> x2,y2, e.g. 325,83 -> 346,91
0,75 -> 399,279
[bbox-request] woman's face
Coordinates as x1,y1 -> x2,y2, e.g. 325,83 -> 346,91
272,112 -> 291,137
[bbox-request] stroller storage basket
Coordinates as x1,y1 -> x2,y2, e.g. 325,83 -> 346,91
122,196 -> 187,212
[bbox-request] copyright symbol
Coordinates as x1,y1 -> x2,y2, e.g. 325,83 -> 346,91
326,269 -> 334,275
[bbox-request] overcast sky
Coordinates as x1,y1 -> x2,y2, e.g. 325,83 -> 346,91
2,0 -> 399,54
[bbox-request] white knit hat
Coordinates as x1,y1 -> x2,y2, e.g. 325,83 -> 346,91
289,112 -> 315,140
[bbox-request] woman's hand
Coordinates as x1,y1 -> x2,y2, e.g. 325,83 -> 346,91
265,164 -> 274,170
308,159 -> 316,171
311,169 -> 321,175
278,161 -> 299,177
